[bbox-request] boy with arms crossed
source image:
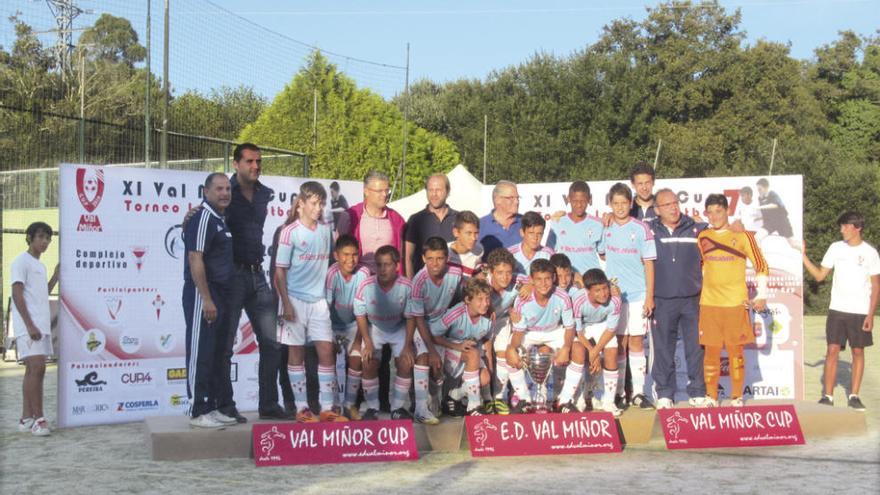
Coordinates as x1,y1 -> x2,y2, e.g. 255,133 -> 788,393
803,211 -> 879,410
326,235 -> 372,420
603,182 -> 657,409
12,222 -> 58,435
698,194 -> 769,407
275,182 -> 347,422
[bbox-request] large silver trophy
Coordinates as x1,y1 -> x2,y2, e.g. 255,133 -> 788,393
520,346 -> 554,413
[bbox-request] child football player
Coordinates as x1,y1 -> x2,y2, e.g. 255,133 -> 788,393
603,182 -> 657,410
569,269 -> 623,416
448,211 -> 484,278
325,234 -> 372,420
410,236 -> 459,424
547,181 -> 605,274
354,245 -> 417,420
505,259 -> 576,413
698,194 -> 769,407
274,182 -> 346,422
484,248 -> 519,415
433,278 -> 494,416
508,211 -> 555,284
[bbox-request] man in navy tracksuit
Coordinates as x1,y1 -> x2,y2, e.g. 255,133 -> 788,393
183,173 -> 236,428
648,188 -> 708,408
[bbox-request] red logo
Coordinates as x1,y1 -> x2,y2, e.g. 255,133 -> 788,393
76,167 -> 105,232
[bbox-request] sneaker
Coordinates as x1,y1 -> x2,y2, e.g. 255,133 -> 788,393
697,396 -> 718,408
817,395 -> 834,406
296,408 -> 320,423
600,402 -> 622,418
258,406 -> 289,421
729,397 -> 745,407
656,398 -> 674,410
491,399 -> 510,416
361,408 -> 380,421
223,408 -> 249,423
320,407 -> 350,422
466,408 -> 484,416
631,394 -> 655,410
442,396 -> 465,417
209,410 -> 238,425
30,417 -> 51,436
848,395 -> 866,412
510,401 -> 534,414
591,396 -> 603,411
18,417 -> 34,433
415,409 -> 440,425
557,402 -> 578,413
688,396 -> 709,407
614,394 -> 629,411
344,405 -> 362,421
481,400 -> 496,414
189,413 -> 225,429
391,407 -> 413,420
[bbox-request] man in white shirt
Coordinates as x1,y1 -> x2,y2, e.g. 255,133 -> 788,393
803,211 -> 880,411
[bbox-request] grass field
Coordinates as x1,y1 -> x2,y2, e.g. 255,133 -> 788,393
0,316 -> 877,494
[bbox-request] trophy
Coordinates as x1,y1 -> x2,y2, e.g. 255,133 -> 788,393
520,346 -> 554,413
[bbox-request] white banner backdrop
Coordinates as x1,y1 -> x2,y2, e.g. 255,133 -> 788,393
58,164 -> 362,427
483,176 -> 804,402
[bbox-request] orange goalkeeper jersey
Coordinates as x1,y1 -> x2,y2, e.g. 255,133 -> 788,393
697,228 -> 769,307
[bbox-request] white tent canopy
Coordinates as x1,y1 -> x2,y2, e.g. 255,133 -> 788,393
389,164 -> 486,219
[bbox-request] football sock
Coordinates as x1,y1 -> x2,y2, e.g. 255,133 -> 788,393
317,365 -> 337,411
508,368 -> 531,403
603,368 -> 619,405
362,377 -> 380,410
413,364 -> 430,412
463,370 -> 481,411
556,362 -> 584,404
344,368 -> 362,407
287,364 -> 308,410
729,345 -> 745,399
704,345 -> 722,400
391,376 -> 412,411
494,357 -> 510,399
630,350 -> 647,396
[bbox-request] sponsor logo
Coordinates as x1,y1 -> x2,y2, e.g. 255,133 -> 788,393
720,357 -> 730,377
82,329 -> 106,354
130,246 -> 148,272
75,371 -> 107,392
152,294 -> 166,321
76,167 -> 104,232
119,334 -> 141,354
121,371 -> 154,386
164,225 -> 185,259
116,399 -> 160,412
71,403 -> 111,416
166,367 -> 187,384
169,393 -> 191,410
664,411 -> 690,440
259,426 -> 287,460
156,332 -> 175,353
744,385 -> 793,398
105,296 -> 123,324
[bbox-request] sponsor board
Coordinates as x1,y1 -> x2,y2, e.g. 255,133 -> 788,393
465,412 -> 622,457
253,421 -> 418,466
658,405 -> 805,449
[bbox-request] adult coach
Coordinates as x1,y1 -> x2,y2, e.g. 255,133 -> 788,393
405,173 -> 458,278
224,143 -> 286,420
183,173 -> 235,428
336,171 -> 406,274
803,211 -> 879,411
479,180 -> 523,257
648,188 -> 708,408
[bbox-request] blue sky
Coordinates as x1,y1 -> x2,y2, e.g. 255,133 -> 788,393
4,0 -> 879,99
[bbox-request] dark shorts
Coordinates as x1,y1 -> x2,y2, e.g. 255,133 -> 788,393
826,309 -> 873,350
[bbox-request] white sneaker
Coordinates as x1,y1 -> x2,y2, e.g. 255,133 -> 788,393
729,397 -> 744,407
696,396 -> 718,408
591,396 -> 603,411
209,410 -> 238,425
30,417 -> 51,437
600,401 -> 622,417
656,398 -> 674,410
415,407 -> 440,425
18,417 -> 35,432
189,413 -> 225,429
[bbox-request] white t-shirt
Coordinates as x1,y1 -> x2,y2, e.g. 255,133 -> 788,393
734,200 -> 763,232
447,241 -> 484,278
821,240 -> 880,315
10,252 -> 51,338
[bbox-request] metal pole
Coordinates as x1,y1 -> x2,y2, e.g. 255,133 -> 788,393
313,88 -> 318,156
769,138 -> 778,176
79,49 -> 85,163
653,138 -> 662,170
145,0 -> 151,168
399,43 -> 410,198
160,0 -> 169,167
483,114 -> 488,183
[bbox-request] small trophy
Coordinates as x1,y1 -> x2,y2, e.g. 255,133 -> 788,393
521,346 -> 553,413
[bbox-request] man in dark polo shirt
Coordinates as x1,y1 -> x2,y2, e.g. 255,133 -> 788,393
648,188 -> 709,409
183,173 -> 235,428
479,180 -> 522,258
404,173 -> 458,278
221,143 -> 287,420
